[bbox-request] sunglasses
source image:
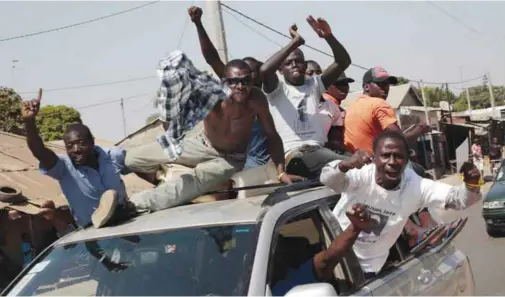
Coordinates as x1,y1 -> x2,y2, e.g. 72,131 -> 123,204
223,76 -> 251,86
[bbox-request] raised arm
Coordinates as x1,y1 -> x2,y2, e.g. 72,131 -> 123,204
188,6 -> 226,78
252,88 -> 302,184
306,16 -> 351,89
313,204 -> 371,281
320,149 -> 372,192
420,162 -> 482,211
21,89 -> 58,170
259,25 -> 305,94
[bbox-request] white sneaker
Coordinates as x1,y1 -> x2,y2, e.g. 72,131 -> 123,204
92,190 -> 118,228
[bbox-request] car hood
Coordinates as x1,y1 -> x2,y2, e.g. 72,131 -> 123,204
485,181 -> 505,202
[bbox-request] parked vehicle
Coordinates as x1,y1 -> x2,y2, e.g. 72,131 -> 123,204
482,159 -> 505,237
2,181 -> 475,296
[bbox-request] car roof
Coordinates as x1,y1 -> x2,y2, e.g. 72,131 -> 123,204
57,195 -> 268,245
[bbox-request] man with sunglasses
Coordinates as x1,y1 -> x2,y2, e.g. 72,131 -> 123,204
260,18 -> 352,179
187,6 -> 270,170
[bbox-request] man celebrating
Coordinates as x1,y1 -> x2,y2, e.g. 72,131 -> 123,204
320,130 -> 481,277
188,5 -> 269,169
121,53 -> 301,225
21,89 -> 131,229
260,17 -> 352,178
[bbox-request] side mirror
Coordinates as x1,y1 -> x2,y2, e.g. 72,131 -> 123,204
483,175 -> 494,183
285,283 -> 338,297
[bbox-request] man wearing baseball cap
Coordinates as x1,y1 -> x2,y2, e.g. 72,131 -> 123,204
342,66 -> 443,251
321,72 -> 355,154
344,66 -> 428,154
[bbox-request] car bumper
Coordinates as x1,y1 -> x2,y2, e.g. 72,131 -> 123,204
482,209 -> 505,230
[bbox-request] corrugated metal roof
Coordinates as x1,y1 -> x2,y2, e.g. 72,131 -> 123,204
0,132 -> 152,215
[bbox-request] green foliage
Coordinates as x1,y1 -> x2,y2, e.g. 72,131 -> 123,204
452,85 -> 505,112
415,86 -> 457,108
35,105 -> 82,141
396,76 -> 410,85
0,87 -> 25,135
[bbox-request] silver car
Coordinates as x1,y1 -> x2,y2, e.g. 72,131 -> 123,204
1,182 -> 475,296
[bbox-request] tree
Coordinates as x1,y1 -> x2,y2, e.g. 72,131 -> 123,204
415,86 -> 457,108
396,76 -> 410,85
35,105 -> 82,141
452,85 -> 505,112
0,87 -> 25,135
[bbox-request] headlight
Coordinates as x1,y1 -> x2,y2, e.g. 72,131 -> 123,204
482,201 -> 505,209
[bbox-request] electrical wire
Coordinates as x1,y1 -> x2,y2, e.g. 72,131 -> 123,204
0,1 -> 160,43
75,92 -> 150,110
18,76 -> 156,95
425,1 -> 482,35
220,2 -> 486,85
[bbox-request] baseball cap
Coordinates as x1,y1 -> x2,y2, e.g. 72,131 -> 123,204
362,66 -> 398,85
333,72 -> 355,85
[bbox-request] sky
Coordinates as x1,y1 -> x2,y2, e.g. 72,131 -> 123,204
1,0 -> 505,142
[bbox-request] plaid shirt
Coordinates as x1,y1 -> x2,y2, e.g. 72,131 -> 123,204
156,50 -> 229,161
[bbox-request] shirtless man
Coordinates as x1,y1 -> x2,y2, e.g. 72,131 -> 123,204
188,6 -> 270,169
96,56 -> 300,227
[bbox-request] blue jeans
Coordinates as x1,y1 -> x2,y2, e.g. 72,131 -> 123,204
244,118 -> 270,169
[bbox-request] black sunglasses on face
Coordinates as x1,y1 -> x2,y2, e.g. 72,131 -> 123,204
223,76 -> 251,86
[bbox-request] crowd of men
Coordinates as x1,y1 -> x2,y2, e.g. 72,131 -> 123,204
16,6 -> 483,295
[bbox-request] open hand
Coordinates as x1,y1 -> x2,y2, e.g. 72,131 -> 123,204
289,24 -> 305,46
279,173 -> 306,184
339,149 -> 372,173
188,6 -> 203,23
346,203 -> 373,232
306,16 -> 332,38
20,88 -> 42,120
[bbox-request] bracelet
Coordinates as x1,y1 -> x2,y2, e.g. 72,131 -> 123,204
278,172 -> 286,181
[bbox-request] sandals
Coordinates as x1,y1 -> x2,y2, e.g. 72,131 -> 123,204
434,217 -> 469,252
409,225 -> 446,253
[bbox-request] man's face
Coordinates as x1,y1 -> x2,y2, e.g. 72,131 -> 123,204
280,50 -> 306,86
63,131 -> 94,166
244,60 -> 262,88
224,66 -> 252,103
327,82 -> 350,101
493,137 -> 498,144
305,62 -> 322,78
365,80 -> 390,99
374,137 -> 408,189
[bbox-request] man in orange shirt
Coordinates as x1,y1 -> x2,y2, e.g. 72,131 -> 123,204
344,67 -> 430,154
343,66 -> 445,251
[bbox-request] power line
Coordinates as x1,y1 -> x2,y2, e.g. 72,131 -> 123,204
0,1 -> 160,43
220,3 -> 485,86
18,76 -> 156,95
75,92 -> 150,110
223,9 -> 283,47
425,1 -> 482,35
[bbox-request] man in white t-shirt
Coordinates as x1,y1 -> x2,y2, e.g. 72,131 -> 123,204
320,130 -> 482,277
259,19 -> 351,178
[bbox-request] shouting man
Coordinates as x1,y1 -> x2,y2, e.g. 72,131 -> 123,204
260,17 -> 352,179
320,130 -> 481,278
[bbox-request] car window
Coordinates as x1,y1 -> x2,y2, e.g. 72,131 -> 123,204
267,208 -> 334,295
496,162 -> 505,181
5,224 -> 257,296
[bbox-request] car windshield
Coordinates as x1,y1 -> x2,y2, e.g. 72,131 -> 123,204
5,224 -> 257,296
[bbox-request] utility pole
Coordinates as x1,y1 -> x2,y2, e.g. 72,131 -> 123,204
445,82 -> 453,124
206,0 -> 229,64
120,98 -> 127,138
460,66 -> 472,114
484,72 -> 496,119
418,80 -> 430,125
